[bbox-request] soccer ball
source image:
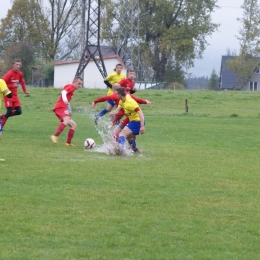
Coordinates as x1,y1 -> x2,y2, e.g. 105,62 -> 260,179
84,138 -> 95,149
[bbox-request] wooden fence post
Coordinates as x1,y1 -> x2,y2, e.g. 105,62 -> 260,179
185,99 -> 188,113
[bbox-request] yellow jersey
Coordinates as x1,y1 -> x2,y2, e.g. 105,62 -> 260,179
105,71 -> 125,95
0,79 -> 11,108
118,95 -> 141,122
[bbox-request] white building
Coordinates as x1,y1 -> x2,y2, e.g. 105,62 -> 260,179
52,47 -> 126,88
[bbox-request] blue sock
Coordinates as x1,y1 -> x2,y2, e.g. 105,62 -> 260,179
118,136 -> 126,152
128,139 -> 137,150
96,108 -> 108,118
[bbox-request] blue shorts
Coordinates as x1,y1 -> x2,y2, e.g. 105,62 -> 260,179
107,100 -> 116,106
126,121 -> 141,135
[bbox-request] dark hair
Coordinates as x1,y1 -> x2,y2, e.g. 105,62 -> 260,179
114,64 -> 122,71
116,87 -> 126,97
13,59 -> 21,64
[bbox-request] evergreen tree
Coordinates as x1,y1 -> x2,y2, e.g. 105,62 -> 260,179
208,69 -> 219,90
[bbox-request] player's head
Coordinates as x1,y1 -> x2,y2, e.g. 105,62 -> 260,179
13,59 -> 22,71
127,69 -> 135,79
112,83 -> 121,92
72,76 -> 83,89
114,64 -> 123,74
116,87 -> 126,98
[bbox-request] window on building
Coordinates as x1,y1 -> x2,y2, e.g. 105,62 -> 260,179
249,82 -> 258,91
254,68 -> 260,74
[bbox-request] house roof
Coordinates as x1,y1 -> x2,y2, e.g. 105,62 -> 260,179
52,46 -> 126,68
220,56 -> 239,90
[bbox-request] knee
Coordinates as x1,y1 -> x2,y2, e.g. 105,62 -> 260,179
16,110 -> 22,115
15,107 -> 22,115
70,121 -> 77,130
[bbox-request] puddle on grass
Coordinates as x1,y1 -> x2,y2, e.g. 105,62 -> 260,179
83,108 -> 137,156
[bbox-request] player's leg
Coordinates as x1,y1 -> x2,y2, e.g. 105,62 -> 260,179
118,126 -> 133,154
13,106 -> 22,116
128,135 -> 141,153
65,118 -> 77,146
1,107 -> 13,128
51,109 -> 69,143
113,117 -> 128,141
94,101 -> 115,124
123,121 -> 141,153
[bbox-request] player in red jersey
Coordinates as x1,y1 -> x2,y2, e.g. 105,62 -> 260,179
118,69 -> 137,94
51,76 -> 83,146
0,59 -> 30,129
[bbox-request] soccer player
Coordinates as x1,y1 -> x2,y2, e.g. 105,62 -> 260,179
0,79 -> 12,140
51,76 -> 83,146
117,69 -> 137,94
94,64 -> 125,124
109,87 -> 145,155
0,59 -> 30,129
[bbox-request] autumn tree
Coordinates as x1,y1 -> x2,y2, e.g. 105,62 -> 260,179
102,0 -> 219,82
0,0 -> 81,61
227,0 -> 260,88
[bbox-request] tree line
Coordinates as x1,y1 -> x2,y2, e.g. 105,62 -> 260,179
1,1 -> 257,89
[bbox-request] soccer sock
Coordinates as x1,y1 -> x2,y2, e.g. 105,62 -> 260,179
54,123 -> 66,136
67,128 -> 75,144
128,138 -> 138,151
96,108 -> 108,118
1,115 -> 7,128
113,132 -> 119,141
118,136 -> 126,151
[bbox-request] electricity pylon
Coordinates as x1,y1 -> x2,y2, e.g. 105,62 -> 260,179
116,0 -> 146,80
75,0 -> 107,79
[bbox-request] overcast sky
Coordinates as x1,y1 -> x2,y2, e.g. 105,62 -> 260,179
0,0 -> 245,77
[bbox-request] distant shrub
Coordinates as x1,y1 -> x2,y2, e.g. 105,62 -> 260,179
165,81 -> 185,90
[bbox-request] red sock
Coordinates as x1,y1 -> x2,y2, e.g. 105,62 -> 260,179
113,132 -> 119,141
1,115 -> 7,128
54,123 -> 66,136
66,128 -> 75,144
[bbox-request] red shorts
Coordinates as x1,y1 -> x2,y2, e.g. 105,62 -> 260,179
3,95 -> 21,108
53,108 -> 70,122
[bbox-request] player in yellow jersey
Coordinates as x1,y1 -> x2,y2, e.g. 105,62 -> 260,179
94,64 -> 125,124
109,87 -> 145,155
0,79 -> 13,141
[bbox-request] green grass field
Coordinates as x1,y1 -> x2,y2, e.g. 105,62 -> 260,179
1,88 -> 260,259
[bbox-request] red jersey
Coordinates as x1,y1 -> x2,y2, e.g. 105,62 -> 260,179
53,84 -> 76,110
118,78 -> 135,93
3,69 -> 27,96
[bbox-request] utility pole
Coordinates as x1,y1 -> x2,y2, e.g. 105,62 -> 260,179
80,0 -> 86,84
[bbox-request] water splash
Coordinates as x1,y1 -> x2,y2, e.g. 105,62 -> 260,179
84,108 -> 134,156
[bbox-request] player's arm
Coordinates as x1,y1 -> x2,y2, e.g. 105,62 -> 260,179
92,95 -> 112,108
61,90 -> 69,105
104,80 -> 112,88
109,105 -> 122,116
104,73 -> 113,88
20,74 -> 30,94
136,108 -> 145,134
129,83 -> 137,94
129,94 -> 151,104
111,109 -> 125,125
0,80 -> 12,98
